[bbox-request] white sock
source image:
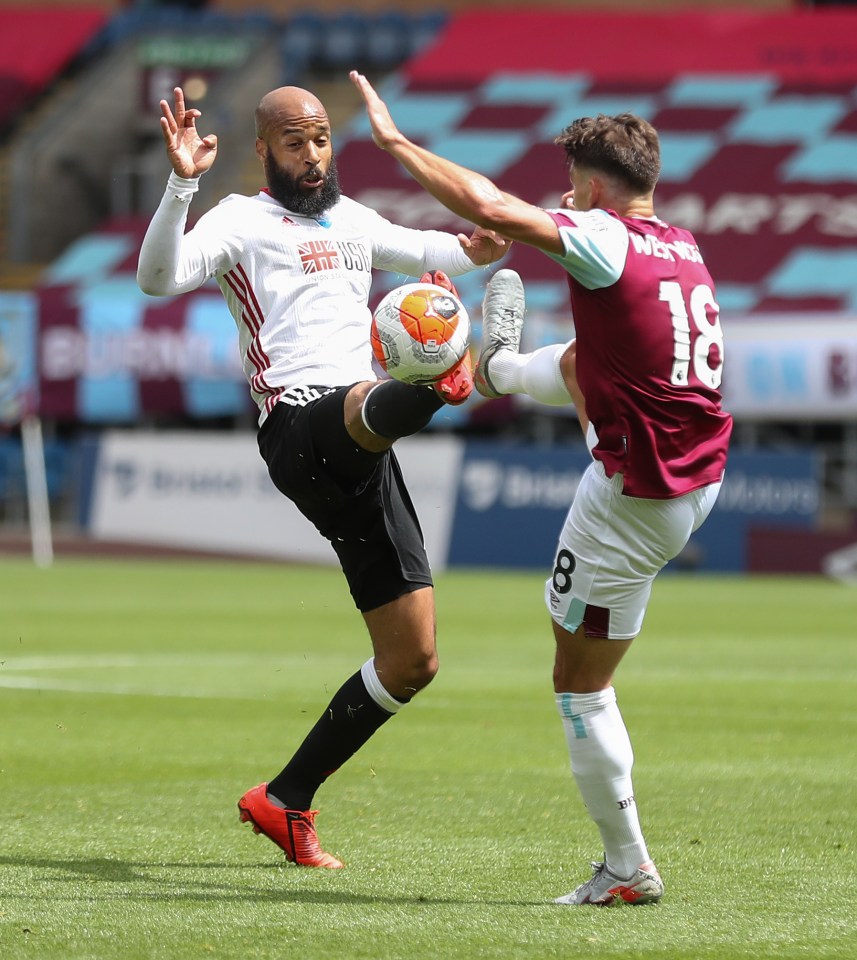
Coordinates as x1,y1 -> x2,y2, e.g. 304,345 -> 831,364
487,343 -> 572,406
556,688 -> 651,878
360,658 -> 405,714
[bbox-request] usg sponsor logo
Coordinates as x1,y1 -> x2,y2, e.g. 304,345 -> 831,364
462,460 -> 584,511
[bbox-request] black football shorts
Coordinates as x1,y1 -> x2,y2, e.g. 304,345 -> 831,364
257,387 -> 433,612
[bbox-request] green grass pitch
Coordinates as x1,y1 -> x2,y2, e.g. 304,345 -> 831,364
1,558 -> 855,960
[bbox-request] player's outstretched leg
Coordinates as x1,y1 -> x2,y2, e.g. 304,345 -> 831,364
554,860 -> 664,906
474,269 -> 526,399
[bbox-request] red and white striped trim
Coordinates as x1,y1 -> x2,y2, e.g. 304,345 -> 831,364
223,263 -> 281,414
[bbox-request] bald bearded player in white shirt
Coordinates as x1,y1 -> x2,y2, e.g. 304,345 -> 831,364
137,86 -> 508,868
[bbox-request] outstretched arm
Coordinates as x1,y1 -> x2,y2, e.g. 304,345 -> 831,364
350,71 -> 563,256
137,88 -> 218,296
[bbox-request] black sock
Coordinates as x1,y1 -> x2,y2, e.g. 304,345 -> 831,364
267,670 -> 401,810
362,380 -> 443,440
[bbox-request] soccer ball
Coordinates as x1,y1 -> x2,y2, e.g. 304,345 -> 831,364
370,282 -> 471,385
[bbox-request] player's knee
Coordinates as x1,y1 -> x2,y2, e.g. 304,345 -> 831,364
553,646 -> 613,694
405,649 -> 439,692
344,381 -> 393,452
374,648 -> 438,698
553,659 -> 586,693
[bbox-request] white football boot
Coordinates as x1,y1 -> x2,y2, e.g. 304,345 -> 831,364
554,860 -> 664,906
474,269 -> 526,399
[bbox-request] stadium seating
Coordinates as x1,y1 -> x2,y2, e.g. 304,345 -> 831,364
0,8 -> 109,133
336,9 -> 857,317
278,9 -> 447,80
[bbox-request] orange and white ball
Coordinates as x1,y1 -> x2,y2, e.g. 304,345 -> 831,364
371,282 -> 471,385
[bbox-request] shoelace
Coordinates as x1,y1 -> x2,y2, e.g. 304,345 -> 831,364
490,306 -> 522,348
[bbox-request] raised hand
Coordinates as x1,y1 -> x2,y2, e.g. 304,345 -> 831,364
349,71 -> 402,151
458,226 -> 511,266
159,87 -> 218,179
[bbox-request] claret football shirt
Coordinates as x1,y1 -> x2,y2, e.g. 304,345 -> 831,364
547,208 -> 732,499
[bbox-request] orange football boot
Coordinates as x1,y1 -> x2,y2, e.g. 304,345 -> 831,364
237,783 -> 343,868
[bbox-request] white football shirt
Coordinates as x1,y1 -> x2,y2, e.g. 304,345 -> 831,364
137,174 -> 478,422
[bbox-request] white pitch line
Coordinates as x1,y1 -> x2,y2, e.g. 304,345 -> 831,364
0,652 -> 331,700
0,674 -> 269,700
0,653 -> 276,671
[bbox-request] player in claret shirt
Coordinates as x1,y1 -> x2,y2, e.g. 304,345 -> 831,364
137,85 -> 509,868
353,71 -> 732,906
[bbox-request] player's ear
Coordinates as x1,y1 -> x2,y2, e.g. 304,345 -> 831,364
255,138 -> 267,163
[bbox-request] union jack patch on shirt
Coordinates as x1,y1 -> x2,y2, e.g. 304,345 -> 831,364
298,239 -> 340,274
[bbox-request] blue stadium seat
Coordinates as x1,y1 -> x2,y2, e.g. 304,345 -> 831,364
319,12 -> 368,69
365,12 -> 410,69
238,11 -> 277,34
408,10 -> 447,57
279,11 -> 326,77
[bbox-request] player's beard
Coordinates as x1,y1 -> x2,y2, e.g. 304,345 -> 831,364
265,153 -> 341,217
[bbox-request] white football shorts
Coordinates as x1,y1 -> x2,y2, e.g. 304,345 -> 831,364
545,459 -> 722,640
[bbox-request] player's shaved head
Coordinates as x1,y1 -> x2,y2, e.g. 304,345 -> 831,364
255,87 -> 329,139
254,84 -> 340,216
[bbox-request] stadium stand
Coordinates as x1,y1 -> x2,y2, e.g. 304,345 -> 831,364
0,7 -> 108,134
339,9 -> 857,316
2,3 -> 857,560
1,7 -> 449,271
